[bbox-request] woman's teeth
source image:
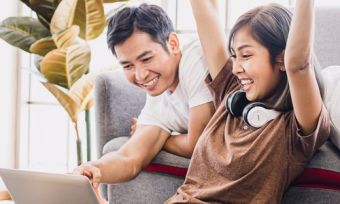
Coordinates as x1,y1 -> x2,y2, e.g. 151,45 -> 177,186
241,79 -> 254,85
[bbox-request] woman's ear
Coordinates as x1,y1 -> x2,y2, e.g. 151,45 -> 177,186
276,50 -> 285,71
167,32 -> 180,54
276,50 -> 285,63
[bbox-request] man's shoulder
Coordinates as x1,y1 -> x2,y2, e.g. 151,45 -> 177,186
178,38 -> 207,78
181,38 -> 202,56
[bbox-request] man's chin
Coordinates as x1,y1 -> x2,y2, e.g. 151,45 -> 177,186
147,91 -> 163,97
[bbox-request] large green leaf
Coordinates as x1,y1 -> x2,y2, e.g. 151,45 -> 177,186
20,0 -> 63,28
53,25 -> 80,49
30,36 -> 57,56
51,0 -> 106,40
0,17 -> 51,53
42,74 -> 94,123
40,44 -> 91,89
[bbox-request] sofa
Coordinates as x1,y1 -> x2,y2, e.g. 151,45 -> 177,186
94,7 -> 340,204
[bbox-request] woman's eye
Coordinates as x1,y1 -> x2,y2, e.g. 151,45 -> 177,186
242,54 -> 251,58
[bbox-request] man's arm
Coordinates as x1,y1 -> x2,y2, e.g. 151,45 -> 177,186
73,125 -> 170,186
163,102 -> 215,158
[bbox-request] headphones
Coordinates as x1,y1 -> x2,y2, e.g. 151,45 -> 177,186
226,90 -> 281,128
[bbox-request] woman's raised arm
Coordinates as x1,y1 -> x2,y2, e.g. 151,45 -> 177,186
285,0 -> 322,134
190,0 -> 230,79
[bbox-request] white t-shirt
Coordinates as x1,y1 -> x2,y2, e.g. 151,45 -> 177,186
137,39 -> 213,134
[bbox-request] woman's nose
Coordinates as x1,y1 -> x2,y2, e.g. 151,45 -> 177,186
232,60 -> 245,75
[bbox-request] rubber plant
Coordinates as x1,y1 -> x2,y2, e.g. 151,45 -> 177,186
0,0 -> 127,166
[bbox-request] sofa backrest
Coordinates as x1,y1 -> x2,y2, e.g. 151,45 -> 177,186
315,7 -> 340,150
94,70 -> 146,157
314,7 -> 340,68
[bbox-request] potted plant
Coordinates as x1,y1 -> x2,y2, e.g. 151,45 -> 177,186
0,0 -> 127,165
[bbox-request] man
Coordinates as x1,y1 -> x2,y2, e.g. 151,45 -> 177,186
73,3 -> 214,188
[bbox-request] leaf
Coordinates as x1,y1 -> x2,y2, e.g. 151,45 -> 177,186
20,0 -> 63,27
85,98 -> 94,110
103,0 -> 128,3
42,74 -> 94,123
33,54 -> 44,71
30,36 -> 57,56
0,17 -> 51,53
43,82 -> 79,122
40,44 -> 91,89
51,0 -> 106,40
53,25 -> 80,49
69,74 -> 94,112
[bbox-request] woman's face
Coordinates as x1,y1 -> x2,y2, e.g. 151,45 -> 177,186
230,27 -> 282,101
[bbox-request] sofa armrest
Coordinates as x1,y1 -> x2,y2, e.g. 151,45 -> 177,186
94,70 -> 146,157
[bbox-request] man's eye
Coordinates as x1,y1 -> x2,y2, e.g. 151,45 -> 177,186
123,65 -> 132,69
142,57 -> 153,63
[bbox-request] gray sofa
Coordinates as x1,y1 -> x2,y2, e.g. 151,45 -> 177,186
94,7 -> 340,204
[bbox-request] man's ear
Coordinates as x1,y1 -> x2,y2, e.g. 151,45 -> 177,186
168,32 -> 180,54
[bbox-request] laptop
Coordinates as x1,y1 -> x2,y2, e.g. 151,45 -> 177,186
0,168 -> 100,204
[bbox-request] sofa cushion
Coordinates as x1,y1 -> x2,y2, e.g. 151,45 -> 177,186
283,187 -> 340,204
293,141 -> 340,190
322,65 -> 340,150
103,136 -> 190,170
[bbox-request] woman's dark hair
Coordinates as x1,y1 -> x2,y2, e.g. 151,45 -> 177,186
228,4 -> 324,111
107,3 -> 174,56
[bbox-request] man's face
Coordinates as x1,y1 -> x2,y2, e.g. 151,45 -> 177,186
114,31 -> 181,96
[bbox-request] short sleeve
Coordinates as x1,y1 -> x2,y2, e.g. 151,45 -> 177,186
288,105 -> 331,162
205,59 -> 239,108
179,41 -> 213,108
137,95 -> 172,133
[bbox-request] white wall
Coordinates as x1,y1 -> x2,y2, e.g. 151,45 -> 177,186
0,1 -> 19,190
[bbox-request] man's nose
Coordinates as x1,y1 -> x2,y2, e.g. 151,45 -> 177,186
135,66 -> 149,81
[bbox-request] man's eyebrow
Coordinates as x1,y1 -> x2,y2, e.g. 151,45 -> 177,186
136,50 -> 152,60
119,51 -> 153,65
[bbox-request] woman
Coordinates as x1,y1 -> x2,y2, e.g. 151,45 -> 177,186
166,0 -> 330,203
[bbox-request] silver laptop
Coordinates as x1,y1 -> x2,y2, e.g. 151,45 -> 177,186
0,168 -> 100,204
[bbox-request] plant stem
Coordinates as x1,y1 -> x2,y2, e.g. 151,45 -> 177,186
85,110 -> 91,161
75,121 -> 83,166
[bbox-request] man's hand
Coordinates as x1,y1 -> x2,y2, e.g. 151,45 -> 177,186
93,184 -> 108,204
73,163 -> 102,188
130,117 -> 138,136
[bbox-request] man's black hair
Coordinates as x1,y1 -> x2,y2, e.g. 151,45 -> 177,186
107,3 -> 174,56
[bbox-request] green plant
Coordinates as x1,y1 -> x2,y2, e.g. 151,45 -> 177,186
0,0 -> 127,165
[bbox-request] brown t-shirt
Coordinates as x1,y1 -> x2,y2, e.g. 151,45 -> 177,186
166,63 -> 331,204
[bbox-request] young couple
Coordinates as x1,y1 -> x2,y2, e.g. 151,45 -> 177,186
74,0 -> 331,203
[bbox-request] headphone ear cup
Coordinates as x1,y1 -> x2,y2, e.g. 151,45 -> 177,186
226,90 -> 250,116
243,102 -> 281,128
